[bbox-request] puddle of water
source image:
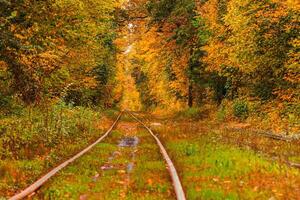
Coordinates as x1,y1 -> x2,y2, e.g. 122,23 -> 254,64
98,136 -> 139,187
118,137 -> 139,147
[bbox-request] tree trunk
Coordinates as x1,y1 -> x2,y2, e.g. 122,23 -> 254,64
188,83 -> 193,108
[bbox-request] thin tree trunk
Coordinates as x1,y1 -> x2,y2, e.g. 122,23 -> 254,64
188,83 -> 193,108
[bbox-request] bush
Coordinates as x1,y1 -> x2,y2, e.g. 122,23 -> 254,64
233,100 -> 249,119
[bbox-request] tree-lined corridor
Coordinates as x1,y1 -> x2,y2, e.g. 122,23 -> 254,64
0,0 -> 299,199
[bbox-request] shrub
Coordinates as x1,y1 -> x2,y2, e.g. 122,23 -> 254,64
233,100 -> 249,119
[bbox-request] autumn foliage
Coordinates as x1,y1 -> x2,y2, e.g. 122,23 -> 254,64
0,0 -> 118,108
0,0 -> 299,132
128,0 -> 299,131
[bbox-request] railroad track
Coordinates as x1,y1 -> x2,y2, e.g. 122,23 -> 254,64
9,111 -> 186,200
224,127 -> 300,142
127,111 -> 186,200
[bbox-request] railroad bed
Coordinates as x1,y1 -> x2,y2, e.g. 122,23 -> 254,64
9,112 -> 185,200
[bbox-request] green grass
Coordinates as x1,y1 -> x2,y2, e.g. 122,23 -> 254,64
33,124 -> 174,199
158,129 -> 300,200
37,142 -> 118,199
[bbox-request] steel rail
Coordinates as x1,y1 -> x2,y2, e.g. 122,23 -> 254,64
9,112 -> 122,200
224,127 -> 300,142
127,111 -> 186,200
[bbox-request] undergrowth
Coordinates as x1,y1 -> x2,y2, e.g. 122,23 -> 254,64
0,102 -> 108,196
0,102 -> 101,159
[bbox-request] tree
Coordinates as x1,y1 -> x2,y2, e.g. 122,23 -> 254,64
0,0 -> 119,107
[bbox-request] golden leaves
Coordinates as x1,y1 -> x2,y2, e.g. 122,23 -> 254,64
0,61 -> 8,70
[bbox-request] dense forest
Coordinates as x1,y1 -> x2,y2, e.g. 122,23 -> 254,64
1,0 -> 299,130
0,0 -> 300,198
0,0 -> 118,108
126,0 -> 299,132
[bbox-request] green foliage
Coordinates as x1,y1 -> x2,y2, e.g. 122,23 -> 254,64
146,0 -> 211,107
192,17 -> 211,45
0,94 -> 12,114
253,80 -> 274,101
233,100 -> 249,119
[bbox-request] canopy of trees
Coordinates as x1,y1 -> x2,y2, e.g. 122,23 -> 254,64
1,0 -> 299,127
0,0 -> 118,110
119,0 -> 299,124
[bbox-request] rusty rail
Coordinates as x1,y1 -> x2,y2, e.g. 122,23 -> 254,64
224,127 -> 300,142
127,111 -> 186,200
9,112 -> 122,200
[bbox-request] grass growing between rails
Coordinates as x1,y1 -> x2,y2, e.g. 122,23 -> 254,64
151,119 -> 300,200
33,121 -> 174,199
0,103 -> 115,197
